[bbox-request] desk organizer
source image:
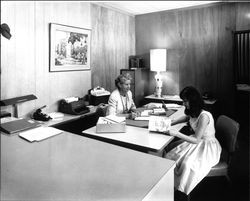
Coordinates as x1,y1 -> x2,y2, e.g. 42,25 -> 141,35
96,117 -> 126,133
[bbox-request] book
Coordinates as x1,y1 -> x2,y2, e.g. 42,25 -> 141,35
148,116 -> 171,133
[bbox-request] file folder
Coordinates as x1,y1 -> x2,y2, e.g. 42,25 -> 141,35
0,119 -> 41,134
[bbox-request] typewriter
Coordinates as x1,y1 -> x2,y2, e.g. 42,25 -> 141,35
59,97 -> 89,115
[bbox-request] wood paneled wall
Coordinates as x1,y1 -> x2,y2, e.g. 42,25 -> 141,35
236,3 -> 250,31
1,2 -> 91,117
1,2 -> 247,117
135,2 -> 250,116
90,4 -> 135,92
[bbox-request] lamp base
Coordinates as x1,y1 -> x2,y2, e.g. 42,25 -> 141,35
154,90 -> 162,98
154,72 -> 163,98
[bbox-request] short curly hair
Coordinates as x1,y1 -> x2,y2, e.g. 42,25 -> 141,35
180,86 -> 204,118
115,73 -> 132,89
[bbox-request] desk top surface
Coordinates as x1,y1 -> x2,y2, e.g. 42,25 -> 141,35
145,94 -> 182,102
1,131 -> 175,201
82,106 -> 186,152
83,125 -> 174,152
145,94 -> 217,105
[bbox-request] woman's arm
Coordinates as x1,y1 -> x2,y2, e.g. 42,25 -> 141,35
168,113 -> 210,144
106,94 -> 117,116
171,115 -> 189,126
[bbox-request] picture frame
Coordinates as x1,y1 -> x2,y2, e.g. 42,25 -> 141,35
49,23 -> 91,72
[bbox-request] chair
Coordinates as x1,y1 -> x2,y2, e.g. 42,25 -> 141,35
95,103 -> 109,117
206,115 -> 240,182
187,115 -> 239,201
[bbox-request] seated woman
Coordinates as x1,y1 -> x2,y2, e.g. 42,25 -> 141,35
163,86 -> 222,197
106,73 -> 138,119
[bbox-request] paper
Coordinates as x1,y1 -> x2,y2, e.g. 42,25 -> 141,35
64,97 -> 79,103
134,116 -> 151,121
140,110 -> 152,116
144,102 -> 163,109
144,102 -> 182,109
19,127 -> 63,142
48,112 -> 64,120
164,103 -> 182,108
152,108 -> 166,115
148,116 -> 171,133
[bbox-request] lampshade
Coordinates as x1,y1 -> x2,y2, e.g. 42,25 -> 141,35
150,49 -> 167,72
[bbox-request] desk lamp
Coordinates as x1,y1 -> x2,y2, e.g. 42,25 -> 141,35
0,94 -> 37,117
150,49 -> 167,97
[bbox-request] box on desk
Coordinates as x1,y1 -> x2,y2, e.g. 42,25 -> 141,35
96,116 -> 126,133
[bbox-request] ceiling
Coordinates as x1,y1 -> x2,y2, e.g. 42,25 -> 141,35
93,1 -> 220,16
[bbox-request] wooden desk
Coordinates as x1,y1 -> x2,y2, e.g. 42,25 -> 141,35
44,107 -> 97,127
82,106 -> 186,153
145,94 -> 217,105
145,94 -> 183,104
37,107 -> 99,135
144,94 -> 218,119
1,131 -> 175,201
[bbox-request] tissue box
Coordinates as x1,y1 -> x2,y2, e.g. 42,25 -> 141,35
96,117 -> 126,133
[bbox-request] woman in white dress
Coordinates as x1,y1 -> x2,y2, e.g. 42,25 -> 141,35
106,73 -> 139,119
164,86 -> 222,197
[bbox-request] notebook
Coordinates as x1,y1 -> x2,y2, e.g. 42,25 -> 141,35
19,127 -> 63,142
0,119 -> 41,134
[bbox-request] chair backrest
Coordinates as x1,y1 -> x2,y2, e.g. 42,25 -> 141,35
95,103 -> 109,117
215,115 -> 240,154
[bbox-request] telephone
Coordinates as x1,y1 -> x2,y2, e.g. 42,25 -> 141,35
32,105 -> 52,121
90,86 -> 110,97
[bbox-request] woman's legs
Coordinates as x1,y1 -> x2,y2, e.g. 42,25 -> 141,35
162,139 -> 184,157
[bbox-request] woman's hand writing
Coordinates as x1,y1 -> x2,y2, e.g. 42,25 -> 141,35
129,111 -> 140,120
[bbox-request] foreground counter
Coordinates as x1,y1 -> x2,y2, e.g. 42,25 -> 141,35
1,131 -> 175,201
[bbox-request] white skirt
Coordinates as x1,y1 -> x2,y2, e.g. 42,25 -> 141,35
165,137 -> 221,195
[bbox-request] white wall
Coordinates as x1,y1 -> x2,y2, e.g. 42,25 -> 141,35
1,1 -> 91,117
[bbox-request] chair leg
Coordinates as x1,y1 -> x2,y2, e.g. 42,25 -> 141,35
225,174 -> 233,187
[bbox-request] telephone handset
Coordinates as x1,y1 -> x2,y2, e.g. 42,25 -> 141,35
32,105 -> 52,121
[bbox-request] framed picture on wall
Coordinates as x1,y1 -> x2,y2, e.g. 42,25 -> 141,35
49,23 -> 91,72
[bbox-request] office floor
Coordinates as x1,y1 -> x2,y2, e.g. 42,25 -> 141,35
188,124 -> 249,201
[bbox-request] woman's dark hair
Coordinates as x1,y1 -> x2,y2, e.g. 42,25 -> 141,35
180,86 -> 204,118
115,73 -> 132,89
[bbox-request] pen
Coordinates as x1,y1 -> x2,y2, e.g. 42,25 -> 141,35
162,101 -> 168,111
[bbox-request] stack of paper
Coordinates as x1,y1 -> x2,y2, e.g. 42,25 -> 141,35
19,127 -> 63,142
48,112 -> 64,120
144,102 -> 182,109
134,116 -> 151,121
152,108 -> 166,115
164,103 -> 182,108
140,110 -> 152,116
